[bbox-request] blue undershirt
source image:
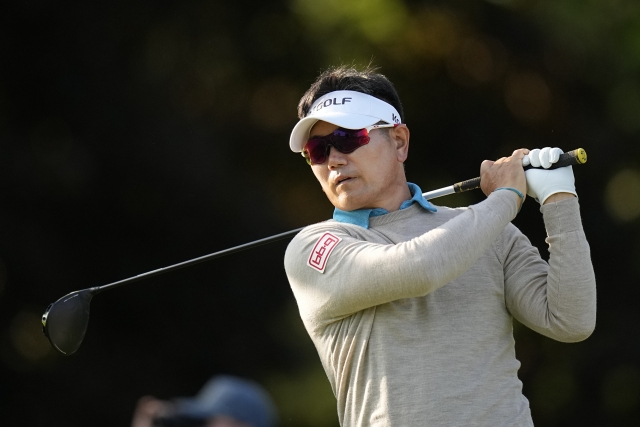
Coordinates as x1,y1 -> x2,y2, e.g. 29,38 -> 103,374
333,182 -> 437,229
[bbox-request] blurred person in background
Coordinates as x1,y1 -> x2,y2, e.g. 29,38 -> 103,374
131,375 -> 277,427
284,65 -> 596,426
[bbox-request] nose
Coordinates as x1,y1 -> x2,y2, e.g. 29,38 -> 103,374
326,145 -> 348,168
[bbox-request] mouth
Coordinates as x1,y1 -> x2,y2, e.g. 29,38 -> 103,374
335,176 -> 355,187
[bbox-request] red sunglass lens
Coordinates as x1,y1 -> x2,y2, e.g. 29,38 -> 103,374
303,139 -> 328,165
303,129 -> 370,165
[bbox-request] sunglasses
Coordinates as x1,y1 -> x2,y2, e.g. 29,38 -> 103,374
302,124 -> 400,165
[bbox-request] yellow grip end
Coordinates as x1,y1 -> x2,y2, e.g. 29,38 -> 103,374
575,148 -> 587,164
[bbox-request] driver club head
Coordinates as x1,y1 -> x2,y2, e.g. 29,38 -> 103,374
42,288 -> 98,355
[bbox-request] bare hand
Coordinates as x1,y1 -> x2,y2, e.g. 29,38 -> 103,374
480,149 -> 529,203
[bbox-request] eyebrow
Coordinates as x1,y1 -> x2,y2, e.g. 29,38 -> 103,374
309,132 -> 329,140
309,128 -> 344,140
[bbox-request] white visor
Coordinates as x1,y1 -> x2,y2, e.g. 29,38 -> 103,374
289,90 -> 402,153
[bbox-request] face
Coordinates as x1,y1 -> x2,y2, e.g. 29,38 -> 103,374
307,120 -> 411,212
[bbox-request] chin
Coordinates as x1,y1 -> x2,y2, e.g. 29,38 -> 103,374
333,197 -> 365,212
326,186 -> 371,211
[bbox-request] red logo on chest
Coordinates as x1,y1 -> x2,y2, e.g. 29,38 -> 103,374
307,233 -> 342,273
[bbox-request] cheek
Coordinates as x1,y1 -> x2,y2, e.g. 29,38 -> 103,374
311,167 -> 332,192
360,146 -> 395,180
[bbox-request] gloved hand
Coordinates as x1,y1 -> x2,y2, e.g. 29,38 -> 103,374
523,147 -> 577,204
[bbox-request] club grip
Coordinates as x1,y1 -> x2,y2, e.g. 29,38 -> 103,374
453,177 -> 482,193
452,148 -> 587,194
523,148 -> 587,171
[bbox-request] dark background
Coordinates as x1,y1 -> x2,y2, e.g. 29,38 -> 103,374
1,0 -> 640,426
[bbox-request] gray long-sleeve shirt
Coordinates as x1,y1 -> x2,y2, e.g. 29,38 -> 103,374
284,191 -> 596,426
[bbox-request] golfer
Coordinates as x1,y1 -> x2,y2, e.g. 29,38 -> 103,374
284,66 -> 596,427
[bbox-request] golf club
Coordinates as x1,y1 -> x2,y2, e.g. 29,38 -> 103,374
42,148 -> 587,355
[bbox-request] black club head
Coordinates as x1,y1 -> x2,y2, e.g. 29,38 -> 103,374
42,289 -> 97,355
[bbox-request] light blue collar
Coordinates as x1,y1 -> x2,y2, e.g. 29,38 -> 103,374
333,182 -> 437,228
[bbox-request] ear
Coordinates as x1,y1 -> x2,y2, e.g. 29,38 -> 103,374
392,125 -> 410,163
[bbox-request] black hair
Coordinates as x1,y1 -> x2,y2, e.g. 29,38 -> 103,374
297,65 -> 404,121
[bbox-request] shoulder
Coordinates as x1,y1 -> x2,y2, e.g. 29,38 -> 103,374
285,221 -> 356,265
288,220 -> 358,246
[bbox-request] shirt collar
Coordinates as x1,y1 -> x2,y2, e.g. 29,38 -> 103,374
333,182 -> 437,228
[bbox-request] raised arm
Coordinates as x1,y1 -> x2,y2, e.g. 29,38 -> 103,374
503,148 -> 596,341
502,198 -> 596,341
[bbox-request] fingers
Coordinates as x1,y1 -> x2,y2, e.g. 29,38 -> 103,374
549,147 -> 563,163
511,148 -> 529,164
512,148 -> 530,157
480,159 -> 495,176
525,147 -> 564,169
539,147 -> 551,169
529,148 -> 541,168
480,149 -> 528,199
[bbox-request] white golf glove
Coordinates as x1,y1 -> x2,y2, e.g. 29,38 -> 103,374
523,147 -> 577,204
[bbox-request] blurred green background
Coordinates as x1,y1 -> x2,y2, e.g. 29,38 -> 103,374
1,0 -> 640,425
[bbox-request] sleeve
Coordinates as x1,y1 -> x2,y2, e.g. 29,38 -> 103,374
284,190 -> 519,327
502,197 -> 597,342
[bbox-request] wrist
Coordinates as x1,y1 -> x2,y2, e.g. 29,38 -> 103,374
494,187 -> 525,213
542,192 -> 577,205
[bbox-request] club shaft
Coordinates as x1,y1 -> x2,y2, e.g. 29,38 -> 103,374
96,148 -> 586,292
96,227 -> 306,292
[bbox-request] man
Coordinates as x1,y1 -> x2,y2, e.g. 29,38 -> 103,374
284,66 -> 596,427
131,375 -> 277,427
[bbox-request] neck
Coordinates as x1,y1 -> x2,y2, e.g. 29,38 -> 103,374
367,179 -> 412,212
